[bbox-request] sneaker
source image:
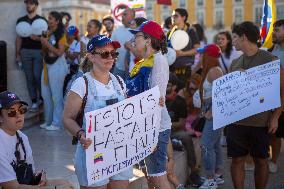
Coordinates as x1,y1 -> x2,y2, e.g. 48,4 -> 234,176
29,103 -> 39,112
189,172 -> 203,187
176,184 -> 186,189
40,123 -> 49,129
214,175 -> 224,185
245,163 -> 255,171
198,179 -> 217,189
45,125 -> 60,131
268,161 -> 278,173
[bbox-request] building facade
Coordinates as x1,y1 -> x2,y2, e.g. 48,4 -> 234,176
41,0 -> 110,34
146,0 -> 284,30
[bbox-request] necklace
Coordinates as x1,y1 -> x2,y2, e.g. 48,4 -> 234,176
91,71 -> 111,89
242,50 -> 259,69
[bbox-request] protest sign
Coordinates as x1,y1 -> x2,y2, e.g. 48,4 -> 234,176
212,60 -> 281,130
111,0 -> 146,25
85,86 -> 161,185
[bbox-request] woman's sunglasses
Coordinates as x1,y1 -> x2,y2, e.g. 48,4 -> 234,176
7,106 -> 28,117
93,50 -> 119,59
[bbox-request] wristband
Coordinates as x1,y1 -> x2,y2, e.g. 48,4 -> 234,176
76,129 -> 85,141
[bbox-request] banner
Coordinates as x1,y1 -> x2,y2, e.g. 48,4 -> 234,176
261,0 -> 276,49
212,60 -> 281,130
111,0 -> 146,25
85,86 -> 161,185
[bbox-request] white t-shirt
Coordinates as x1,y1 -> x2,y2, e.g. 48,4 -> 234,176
219,47 -> 242,73
70,73 -> 126,99
111,26 -> 133,71
68,40 -> 81,64
0,129 -> 35,184
150,52 -> 172,131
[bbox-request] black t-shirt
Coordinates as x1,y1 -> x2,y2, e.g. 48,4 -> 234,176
168,25 -> 199,68
16,15 -> 47,49
166,95 -> 188,122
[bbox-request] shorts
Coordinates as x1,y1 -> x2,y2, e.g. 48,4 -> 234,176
226,124 -> 269,158
144,129 -> 171,176
276,112 -> 284,138
74,145 -> 133,187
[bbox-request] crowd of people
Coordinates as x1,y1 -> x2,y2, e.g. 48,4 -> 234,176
1,0 -> 284,189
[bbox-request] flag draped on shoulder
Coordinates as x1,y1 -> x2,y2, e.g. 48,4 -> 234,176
260,0 -> 276,49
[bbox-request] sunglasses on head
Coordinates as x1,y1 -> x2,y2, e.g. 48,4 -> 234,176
7,106 -> 28,117
93,50 -> 119,59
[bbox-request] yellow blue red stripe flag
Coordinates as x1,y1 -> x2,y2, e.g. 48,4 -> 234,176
260,0 -> 276,49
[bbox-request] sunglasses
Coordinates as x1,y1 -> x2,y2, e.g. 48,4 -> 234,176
7,106 -> 28,117
172,14 -> 180,18
93,50 -> 119,59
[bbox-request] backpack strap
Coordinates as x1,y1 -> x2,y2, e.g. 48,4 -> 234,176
114,75 -> 127,98
14,132 -> 27,163
72,75 -> 88,145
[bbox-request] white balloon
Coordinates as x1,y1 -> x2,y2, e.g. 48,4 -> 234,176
165,47 -> 176,66
193,90 -> 201,108
170,30 -> 190,50
31,18 -> 48,35
16,22 -> 32,37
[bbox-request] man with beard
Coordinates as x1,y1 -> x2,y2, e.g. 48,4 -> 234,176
16,0 -> 47,111
268,19 -> 284,173
102,15 -> 114,38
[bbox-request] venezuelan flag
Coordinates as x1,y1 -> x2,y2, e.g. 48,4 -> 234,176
260,0 -> 276,49
94,153 -> 103,164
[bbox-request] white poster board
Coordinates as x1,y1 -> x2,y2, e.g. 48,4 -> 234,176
85,86 -> 161,185
212,60 -> 281,130
111,0 -> 146,25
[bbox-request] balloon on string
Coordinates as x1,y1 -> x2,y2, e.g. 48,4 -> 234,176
170,30 -> 190,50
31,18 -> 48,35
165,47 -> 176,66
16,22 -> 32,37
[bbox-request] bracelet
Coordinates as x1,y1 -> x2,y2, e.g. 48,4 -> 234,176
76,129 -> 85,141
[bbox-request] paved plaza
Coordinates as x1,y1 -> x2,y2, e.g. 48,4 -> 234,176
23,125 -> 284,189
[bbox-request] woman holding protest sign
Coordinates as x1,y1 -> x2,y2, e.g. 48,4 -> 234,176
63,35 -> 133,189
127,20 -> 172,189
194,44 -> 224,189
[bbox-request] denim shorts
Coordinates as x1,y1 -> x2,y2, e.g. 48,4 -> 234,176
74,145 -> 133,187
144,129 -> 171,176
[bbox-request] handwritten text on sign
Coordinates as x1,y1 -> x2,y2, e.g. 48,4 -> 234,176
85,86 -> 161,185
212,60 -> 281,130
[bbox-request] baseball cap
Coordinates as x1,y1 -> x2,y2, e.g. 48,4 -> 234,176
67,26 -> 79,37
0,91 -> 28,109
87,35 -> 121,53
129,20 -> 163,40
24,0 -> 39,5
197,44 -> 221,58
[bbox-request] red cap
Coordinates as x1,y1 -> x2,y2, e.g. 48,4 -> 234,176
197,44 -> 221,58
129,21 -> 163,40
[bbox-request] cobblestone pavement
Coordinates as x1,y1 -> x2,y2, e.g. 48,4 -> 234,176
24,126 -> 284,189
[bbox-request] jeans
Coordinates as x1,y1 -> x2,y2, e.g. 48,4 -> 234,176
200,119 -> 223,177
41,56 -> 68,128
21,49 -> 43,103
145,129 -> 171,176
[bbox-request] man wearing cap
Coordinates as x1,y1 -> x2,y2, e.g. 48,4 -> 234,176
227,21 -> 284,189
111,8 -> 135,80
16,0 -> 47,112
0,91 -> 73,189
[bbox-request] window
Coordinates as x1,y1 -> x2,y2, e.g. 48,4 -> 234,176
179,0 -> 186,8
234,8 -> 243,23
277,5 -> 284,19
197,0 -> 204,7
196,11 -> 204,26
215,10 -> 223,28
235,0 -> 242,2
215,0 -> 222,4
254,6 -> 262,26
